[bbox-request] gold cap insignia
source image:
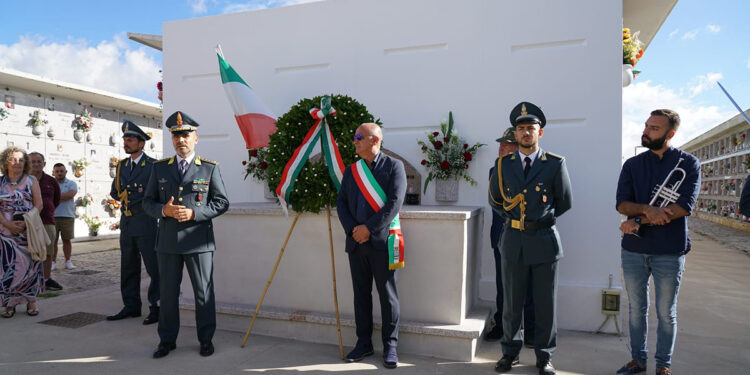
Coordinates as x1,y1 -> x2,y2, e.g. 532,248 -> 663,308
521,104 -> 527,116
124,123 -> 129,131
176,112 -> 183,126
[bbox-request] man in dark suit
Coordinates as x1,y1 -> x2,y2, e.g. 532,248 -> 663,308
337,122 -> 407,369
107,120 -> 161,325
489,102 -> 573,375
485,127 -> 536,345
740,174 -> 750,217
143,111 -> 229,358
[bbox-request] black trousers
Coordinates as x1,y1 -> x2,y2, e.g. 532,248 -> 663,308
501,252 -> 558,362
157,252 -> 216,344
348,244 -> 399,348
492,246 -> 536,339
119,234 -> 159,312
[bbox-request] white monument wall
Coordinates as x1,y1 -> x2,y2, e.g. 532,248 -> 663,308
163,0 -> 624,331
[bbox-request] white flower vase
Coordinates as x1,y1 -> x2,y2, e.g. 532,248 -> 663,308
32,125 -> 43,136
86,132 -> 92,142
47,127 -> 55,139
435,179 -> 459,202
622,64 -> 634,87
75,206 -> 85,218
109,134 -> 117,146
109,167 -> 117,178
73,129 -> 84,142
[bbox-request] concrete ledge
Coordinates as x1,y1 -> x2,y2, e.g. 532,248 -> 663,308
225,202 -> 483,220
180,299 -> 490,361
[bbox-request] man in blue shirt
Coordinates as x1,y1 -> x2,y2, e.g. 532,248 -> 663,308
615,109 -> 700,375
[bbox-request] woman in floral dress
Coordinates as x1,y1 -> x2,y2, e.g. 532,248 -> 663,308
0,146 -> 43,317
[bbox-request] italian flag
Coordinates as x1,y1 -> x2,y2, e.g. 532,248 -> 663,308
217,49 -> 277,149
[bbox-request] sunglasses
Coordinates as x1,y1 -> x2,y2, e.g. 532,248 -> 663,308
353,133 -> 372,141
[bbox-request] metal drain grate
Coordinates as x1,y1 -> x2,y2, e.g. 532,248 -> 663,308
39,312 -> 106,329
69,270 -> 103,276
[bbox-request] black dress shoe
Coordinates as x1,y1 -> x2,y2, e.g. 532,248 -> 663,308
537,360 -> 555,375
494,355 -> 519,372
153,342 -> 176,358
106,309 -> 141,321
344,344 -> 374,362
199,341 -> 214,357
484,325 -> 504,342
143,309 -> 159,325
383,345 -> 398,369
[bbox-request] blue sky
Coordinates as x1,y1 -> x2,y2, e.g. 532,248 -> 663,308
1,0 -> 748,154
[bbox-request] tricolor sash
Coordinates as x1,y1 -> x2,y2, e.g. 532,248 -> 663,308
276,97 -> 346,215
351,159 -> 405,270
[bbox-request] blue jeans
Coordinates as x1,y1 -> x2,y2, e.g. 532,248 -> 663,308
621,249 -> 685,368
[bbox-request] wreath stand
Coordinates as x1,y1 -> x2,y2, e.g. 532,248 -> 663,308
240,204 -> 344,359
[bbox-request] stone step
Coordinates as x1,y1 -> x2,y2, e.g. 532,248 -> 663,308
180,299 -> 491,361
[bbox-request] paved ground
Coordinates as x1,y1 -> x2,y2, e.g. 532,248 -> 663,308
1,218 -> 748,374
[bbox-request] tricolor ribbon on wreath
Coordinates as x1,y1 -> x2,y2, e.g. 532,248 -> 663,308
351,159 -> 405,270
276,96 -> 346,216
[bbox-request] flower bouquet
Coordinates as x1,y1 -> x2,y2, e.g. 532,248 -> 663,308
623,28 -> 644,67
74,108 -> 94,132
417,111 -> 484,194
110,222 -> 120,231
0,107 -> 9,121
104,198 -> 121,217
79,193 -> 95,207
83,215 -> 103,234
28,110 -> 48,127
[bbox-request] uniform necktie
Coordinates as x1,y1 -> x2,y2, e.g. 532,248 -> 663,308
524,156 -> 531,178
179,159 -> 188,177
130,160 -> 134,172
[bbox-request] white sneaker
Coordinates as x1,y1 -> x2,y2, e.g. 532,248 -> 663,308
51,261 -> 56,271
65,260 -> 76,270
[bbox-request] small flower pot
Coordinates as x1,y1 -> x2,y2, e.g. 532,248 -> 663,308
109,167 -> 117,178
74,166 -> 85,177
86,132 -> 92,142
622,64 -> 634,87
73,129 -> 84,142
47,127 -> 55,139
89,231 -> 98,237
32,125 -> 43,136
75,206 -> 85,218
435,179 -> 459,202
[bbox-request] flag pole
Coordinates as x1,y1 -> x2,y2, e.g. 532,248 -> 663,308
717,81 -> 750,124
215,44 -> 225,59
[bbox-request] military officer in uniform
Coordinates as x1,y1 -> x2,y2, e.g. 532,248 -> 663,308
489,102 -> 572,375
107,120 -> 161,325
143,111 -> 229,358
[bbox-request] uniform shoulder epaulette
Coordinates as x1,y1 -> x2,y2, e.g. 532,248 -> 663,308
500,153 -> 513,160
545,152 -> 564,160
200,158 -> 218,165
154,157 -> 171,164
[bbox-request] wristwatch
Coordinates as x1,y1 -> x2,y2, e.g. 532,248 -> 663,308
634,217 -> 642,225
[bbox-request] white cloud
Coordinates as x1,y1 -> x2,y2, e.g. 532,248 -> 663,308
0,35 -> 161,102
223,0 -> 324,13
622,80 -> 734,160
682,29 -> 699,40
688,72 -> 723,97
706,24 -> 721,33
668,29 -> 679,40
190,0 -> 208,14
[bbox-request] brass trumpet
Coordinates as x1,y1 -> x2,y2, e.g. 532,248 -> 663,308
649,158 -> 687,207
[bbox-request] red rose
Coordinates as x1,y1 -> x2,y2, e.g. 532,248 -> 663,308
464,164 -> 469,169
259,162 -> 268,170
421,159 -> 427,165
433,141 -> 443,150
249,149 -> 258,157
463,143 -> 468,149
440,161 -> 450,170
464,152 -> 472,161
157,82 -> 163,90
432,132 -> 440,137
250,163 -> 256,168
242,160 -> 247,165
443,137 -> 450,143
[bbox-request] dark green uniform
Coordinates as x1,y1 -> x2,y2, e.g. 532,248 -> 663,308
489,149 -> 572,363
110,153 -> 159,316
143,154 -> 229,345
